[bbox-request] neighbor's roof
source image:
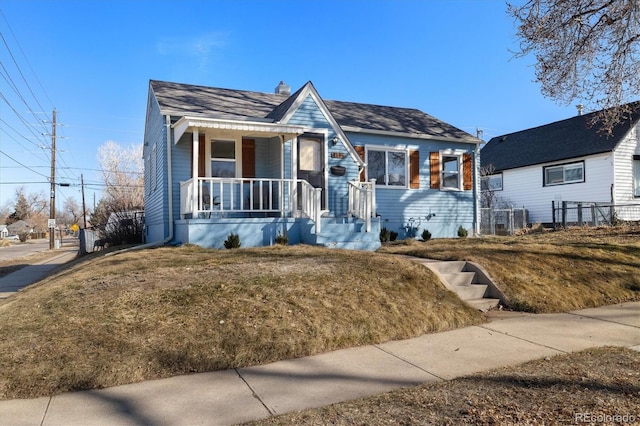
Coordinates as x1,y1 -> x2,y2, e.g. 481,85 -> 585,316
481,102 -> 640,171
149,80 -> 479,143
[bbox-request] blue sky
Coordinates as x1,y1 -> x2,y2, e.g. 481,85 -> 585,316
0,0 -> 580,210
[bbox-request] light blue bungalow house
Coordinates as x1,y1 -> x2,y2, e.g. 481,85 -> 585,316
143,80 -> 481,250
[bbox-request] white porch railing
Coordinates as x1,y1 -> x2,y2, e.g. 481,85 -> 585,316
180,177 -> 323,233
299,180 -> 323,233
348,179 -> 377,232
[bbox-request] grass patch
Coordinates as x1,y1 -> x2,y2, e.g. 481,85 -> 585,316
380,226 -> 640,313
250,346 -> 640,425
0,245 -> 482,400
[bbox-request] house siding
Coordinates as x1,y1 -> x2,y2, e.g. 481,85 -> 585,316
613,124 -> 640,212
349,133 -> 476,238
143,94 -> 169,243
286,96 -> 361,215
497,153 -> 615,224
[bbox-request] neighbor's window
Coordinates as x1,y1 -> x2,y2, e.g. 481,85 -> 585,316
366,147 -> 407,187
441,155 -> 462,189
211,140 -> 236,177
481,173 -> 503,191
633,155 -> 640,197
544,162 -> 584,186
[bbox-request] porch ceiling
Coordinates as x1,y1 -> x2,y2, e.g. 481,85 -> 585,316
172,116 -> 306,143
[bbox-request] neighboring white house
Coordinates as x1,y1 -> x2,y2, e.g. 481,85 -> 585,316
0,225 -> 8,238
480,102 -> 640,225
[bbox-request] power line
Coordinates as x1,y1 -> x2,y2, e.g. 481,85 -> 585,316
0,9 -> 54,109
0,149 -> 49,178
0,20 -> 51,117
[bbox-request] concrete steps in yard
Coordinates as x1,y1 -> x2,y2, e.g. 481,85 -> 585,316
410,258 -> 505,312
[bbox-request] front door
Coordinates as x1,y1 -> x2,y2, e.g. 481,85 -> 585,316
297,134 -> 325,209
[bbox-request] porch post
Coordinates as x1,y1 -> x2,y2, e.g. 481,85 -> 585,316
192,129 -> 199,215
291,136 -> 298,214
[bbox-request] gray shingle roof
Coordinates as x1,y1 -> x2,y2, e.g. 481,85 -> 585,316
149,80 -> 477,142
481,102 -> 640,171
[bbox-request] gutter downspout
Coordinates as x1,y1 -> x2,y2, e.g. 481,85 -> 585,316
164,114 -> 174,244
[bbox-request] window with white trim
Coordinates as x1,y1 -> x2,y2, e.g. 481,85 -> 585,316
481,173 -> 503,191
441,154 -> 462,190
366,147 -> 408,187
633,155 -> 640,197
211,140 -> 236,177
543,161 -> 584,186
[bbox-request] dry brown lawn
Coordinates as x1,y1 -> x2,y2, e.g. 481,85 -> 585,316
380,226 -> 640,313
0,245 -> 481,400
249,346 -> 640,425
0,225 -> 638,415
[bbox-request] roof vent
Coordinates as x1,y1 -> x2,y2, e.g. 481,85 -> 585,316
576,104 -> 584,115
275,81 -> 291,96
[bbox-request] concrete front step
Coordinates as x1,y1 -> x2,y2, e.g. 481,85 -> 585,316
440,272 -> 475,287
453,284 -> 489,300
466,298 -> 501,312
411,259 -> 506,312
426,261 -> 467,274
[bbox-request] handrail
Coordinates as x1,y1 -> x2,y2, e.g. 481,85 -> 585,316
348,179 -> 376,232
299,180 -> 322,233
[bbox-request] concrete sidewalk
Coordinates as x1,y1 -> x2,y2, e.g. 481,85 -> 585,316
0,247 -> 78,300
0,301 -> 638,426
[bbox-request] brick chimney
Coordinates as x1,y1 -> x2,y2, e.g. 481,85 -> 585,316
275,81 -> 291,96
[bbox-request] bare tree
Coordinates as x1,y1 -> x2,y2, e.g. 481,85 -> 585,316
480,164 -> 499,208
97,140 -> 144,213
96,141 -> 144,246
59,198 -> 85,226
508,0 -> 640,132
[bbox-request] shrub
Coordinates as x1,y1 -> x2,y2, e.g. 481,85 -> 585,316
275,233 -> 288,245
389,231 -> 398,241
421,229 -> 432,241
380,227 -> 391,243
224,233 -> 241,249
457,226 -> 468,238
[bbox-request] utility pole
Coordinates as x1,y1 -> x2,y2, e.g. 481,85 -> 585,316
49,109 -> 57,250
81,174 -> 87,228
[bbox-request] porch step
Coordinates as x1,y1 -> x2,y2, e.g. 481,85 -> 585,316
318,217 -> 366,233
303,217 -> 381,251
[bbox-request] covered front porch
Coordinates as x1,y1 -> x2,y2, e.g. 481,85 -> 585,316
172,116 -> 377,246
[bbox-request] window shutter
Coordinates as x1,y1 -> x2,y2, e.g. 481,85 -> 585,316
354,146 -> 365,182
409,150 -> 420,189
242,139 -> 256,178
463,153 -> 473,190
429,152 -> 440,188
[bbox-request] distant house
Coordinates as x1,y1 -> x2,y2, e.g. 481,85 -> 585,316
481,103 -> 640,224
0,225 -> 8,238
143,80 -> 482,249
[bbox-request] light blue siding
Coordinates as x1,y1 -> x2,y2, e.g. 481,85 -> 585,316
287,96 -> 360,215
347,132 -> 476,239
143,94 -> 169,243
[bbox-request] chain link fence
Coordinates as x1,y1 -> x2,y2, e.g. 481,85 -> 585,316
481,208 -> 529,236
